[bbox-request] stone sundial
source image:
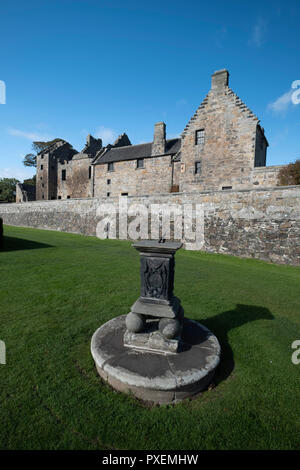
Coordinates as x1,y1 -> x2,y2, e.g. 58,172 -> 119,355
124,240 -> 184,354
91,240 -> 220,404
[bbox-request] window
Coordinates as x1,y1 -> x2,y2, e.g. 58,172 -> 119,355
107,192 -> 110,197
67,195 -> 70,199
195,161 -> 201,174
108,162 -> 114,172
88,166 -> 92,179
62,169 -> 66,181
136,158 -> 144,169
58,196 -> 61,199
195,129 -> 205,145
222,186 -> 232,190
41,165 -> 43,170
42,194 -> 44,199
121,192 -> 128,196
107,179 -> 111,185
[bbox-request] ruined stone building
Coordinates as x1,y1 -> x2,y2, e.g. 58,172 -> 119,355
16,182 -> 36,202
17,69 -> 284,203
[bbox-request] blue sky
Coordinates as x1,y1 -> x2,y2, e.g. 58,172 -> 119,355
0,0 -> 299,181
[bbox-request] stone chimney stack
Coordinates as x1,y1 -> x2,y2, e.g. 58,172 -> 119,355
152,122 -> 166,156
211,69 -> 229,94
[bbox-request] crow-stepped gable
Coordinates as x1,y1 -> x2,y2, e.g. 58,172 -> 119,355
19,69 -> 283,204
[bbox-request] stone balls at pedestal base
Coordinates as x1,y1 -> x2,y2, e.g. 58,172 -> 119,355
158,317 -> 182,339
91,315 -> 221,405
125,312 -> 145,333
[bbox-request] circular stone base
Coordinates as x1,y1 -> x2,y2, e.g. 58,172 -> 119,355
91,315 -> 221,405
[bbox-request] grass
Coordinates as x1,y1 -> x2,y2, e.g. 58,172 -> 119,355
0,225 -> 299,450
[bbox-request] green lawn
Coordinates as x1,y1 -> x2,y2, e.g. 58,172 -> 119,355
0,225 -> 299,450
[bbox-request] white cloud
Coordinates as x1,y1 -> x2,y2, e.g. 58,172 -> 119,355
249,17 -> 267,47
0,167 -> 35,181
268,89 -> 294,114
7,128 -> 53,141
94,126 -> 116,145
0,80 -> 6,104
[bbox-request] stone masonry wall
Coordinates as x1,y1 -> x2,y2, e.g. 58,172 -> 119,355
180,70 -> 265,193
251,165 -> 283,187
94,154 -> 173,198
16,183 -> 24,203
0,186 -> 299,265
36,152 -> 51,200
58,155 -> 93,199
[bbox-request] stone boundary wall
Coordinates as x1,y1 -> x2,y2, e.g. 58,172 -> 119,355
251,165 -> 283,187
0,186 -> 299,265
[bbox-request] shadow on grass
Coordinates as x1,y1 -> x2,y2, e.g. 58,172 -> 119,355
195,304 -> 274,386
0,236 -> 53,252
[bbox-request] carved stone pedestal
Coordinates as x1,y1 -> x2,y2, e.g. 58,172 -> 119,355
125,241 -> 183,353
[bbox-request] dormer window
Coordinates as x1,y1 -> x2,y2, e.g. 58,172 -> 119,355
195,129 -> 205,145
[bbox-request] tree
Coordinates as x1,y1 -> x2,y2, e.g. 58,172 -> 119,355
22,138 -> 64,168
23,175 -> 36,186
23,153 -> 37,167
278,159 -> 300,186
0,178 -> 19,202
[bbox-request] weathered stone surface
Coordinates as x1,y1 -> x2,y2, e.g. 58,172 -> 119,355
126,239 -> 184,348
125,312 -> 145,333
124,327 -> 180,354
0,186 -> 299,265
152,122 -> 166,156
180,70 -> 270,193
36,140 -> 77,201
93,152 -> 173,198
158,317 -> 181,339
58,154 -> 94,200
16,183 -> 36,203
91,315 -> 221,404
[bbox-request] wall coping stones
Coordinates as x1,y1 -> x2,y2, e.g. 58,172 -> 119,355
0,184 -> 299,209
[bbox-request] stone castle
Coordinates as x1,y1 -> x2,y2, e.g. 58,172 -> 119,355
17,69 -> 284,203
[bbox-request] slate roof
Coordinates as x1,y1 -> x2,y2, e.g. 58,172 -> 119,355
94,138 -> 181,165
